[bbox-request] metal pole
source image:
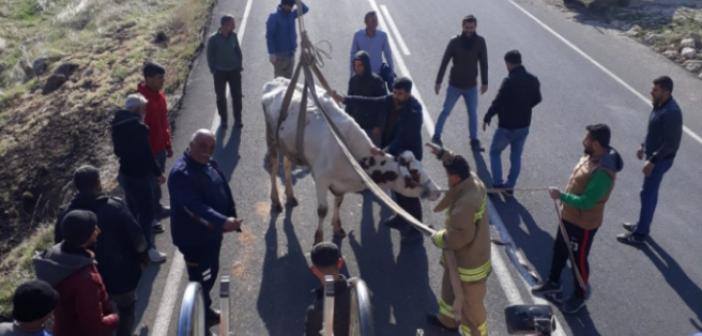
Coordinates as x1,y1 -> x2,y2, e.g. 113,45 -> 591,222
219,276 -> 231,336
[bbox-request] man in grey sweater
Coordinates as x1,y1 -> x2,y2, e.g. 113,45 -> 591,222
207,15 -> 243,128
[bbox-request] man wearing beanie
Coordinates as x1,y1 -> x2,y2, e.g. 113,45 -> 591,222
33,210 -> 119,336
54,165 -> 148,336
532,124 -> 623,314
425,145 -> 491,336
0,280 -> 58,336
304,242 -> 353,336
266,0 -> 309,78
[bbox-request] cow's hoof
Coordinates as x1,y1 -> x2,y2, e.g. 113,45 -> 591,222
333,228 -> 347,239
271,202 -> 283,213
314,230 -> 324,244
286,197 -> 299,207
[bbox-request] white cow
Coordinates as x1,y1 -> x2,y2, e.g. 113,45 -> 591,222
262,77 -> 441,243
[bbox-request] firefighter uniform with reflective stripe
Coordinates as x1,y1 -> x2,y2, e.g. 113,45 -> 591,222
431,169 -> 491,336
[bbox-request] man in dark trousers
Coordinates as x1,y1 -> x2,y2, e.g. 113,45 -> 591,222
483,50 -> 542,196
54,165 -> 148,336
617,76 -> 683,245
34,210 -> 120,336
532,124 -> 623,314
169,129 -> 243,330
266,0 -> 309,79
304,242 -> 354,336
207,15 -> 243,129
137,62 -> 173,226
331,77 -> 424,243
0,280 -> 58,336
346,50 -> 387,143
433,15 -> 488,150
111,94 -> 167,263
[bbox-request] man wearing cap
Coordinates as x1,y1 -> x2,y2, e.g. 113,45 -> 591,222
304,242 -> 353,336
111,93 -> 167,263
331,77 -> 424,244
425,145 -> 491,336
532,124 -> 623,314
34,210 -> 119,336
0,280 -> 58,336
169,129 -> 242,330
54,165 -> 148,336
266,0 -> 309,79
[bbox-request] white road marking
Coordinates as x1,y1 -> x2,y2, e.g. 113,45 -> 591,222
379,5 -> 411,56
368,0 -> 435,132
152,0 -> 255,334
508,0 -> 702,146
371,1 -> 567,334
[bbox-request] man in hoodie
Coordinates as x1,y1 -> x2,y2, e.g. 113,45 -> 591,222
138,62 -> 172,228
532,124 -> 623,314
483,50 -> 542,196
617,76 -> 683,245
349,11 -> 394,76
207,15 -> 243,129
346,51 -> 387,143
54,165 -> 148,336
169,129 -> 242,330
111,94 -> 167,263
34,210 -> 119,336
433,15 -> 488,150
266,0 -> 309,79
0,280 -> 58,336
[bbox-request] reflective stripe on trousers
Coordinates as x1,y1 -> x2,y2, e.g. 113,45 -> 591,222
460,321 -> 488,336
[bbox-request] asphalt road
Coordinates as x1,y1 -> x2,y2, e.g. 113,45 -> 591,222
130,0 -> 702,335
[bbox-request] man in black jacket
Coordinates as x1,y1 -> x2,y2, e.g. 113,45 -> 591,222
617,76 -> 683,245
346,50 -> 387,143
111,94 -> 167,263
483,50 -> 542,195
433,15 -> 488,150
169,129 -> 242,330
54,165 -> 147,336
332,78 -> 424,243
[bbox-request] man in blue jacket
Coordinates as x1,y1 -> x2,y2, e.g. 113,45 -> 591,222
332,77 -> 424,243
266,0 -> 309,79
169,129 -> 243,330
617,76 -> 683,245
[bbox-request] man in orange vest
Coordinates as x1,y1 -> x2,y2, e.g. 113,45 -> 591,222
532,124 -> 623,314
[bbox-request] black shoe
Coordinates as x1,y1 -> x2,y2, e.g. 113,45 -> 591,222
621,222 -> 637,233
157,205 -> 171,218
561,295 -> 586,314
205,308 -> 221,328
531,280 -> 562,296
426,314 -> 458,332
470,139 -> 483,152
431,136 -> 443,146
152,224 -> 165,234
616,232 -> 646,246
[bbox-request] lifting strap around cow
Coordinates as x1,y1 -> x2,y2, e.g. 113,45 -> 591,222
276,0 -> 469,328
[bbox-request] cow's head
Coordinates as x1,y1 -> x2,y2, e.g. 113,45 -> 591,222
359,150 -> 441,201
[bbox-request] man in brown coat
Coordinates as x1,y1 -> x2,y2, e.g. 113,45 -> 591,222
532,124 -> 623,314
426,145 -> 491,336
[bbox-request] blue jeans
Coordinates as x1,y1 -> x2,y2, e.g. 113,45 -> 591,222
634,158 -> 674,237
433,85 -> 479,141
489,127 -> 529,188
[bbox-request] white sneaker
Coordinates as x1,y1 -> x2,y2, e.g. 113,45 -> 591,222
148,248 -> 167,263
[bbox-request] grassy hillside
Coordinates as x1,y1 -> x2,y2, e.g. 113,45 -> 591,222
0,0 -> 215,318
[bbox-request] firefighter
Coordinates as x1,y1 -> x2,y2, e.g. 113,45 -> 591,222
426,145 -> 491,336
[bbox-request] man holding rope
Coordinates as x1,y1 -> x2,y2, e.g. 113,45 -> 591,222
532,124 -> 623,314
426,145 -> 491,336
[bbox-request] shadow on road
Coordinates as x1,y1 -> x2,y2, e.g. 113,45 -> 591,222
641,238 -> 702,330
134,261 -> 163,336
348,193 -> 440,335
256,207 -> 317,336
214,126 -> 243,180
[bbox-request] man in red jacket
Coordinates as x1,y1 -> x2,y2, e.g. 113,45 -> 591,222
33,210 -> 119,336
138,62 -> 173,232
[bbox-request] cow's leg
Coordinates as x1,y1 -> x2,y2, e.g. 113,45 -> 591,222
268,150 -> 283,213
283,157 -> 298,207
314,181 -> 329,244
331,194 -> 346,239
